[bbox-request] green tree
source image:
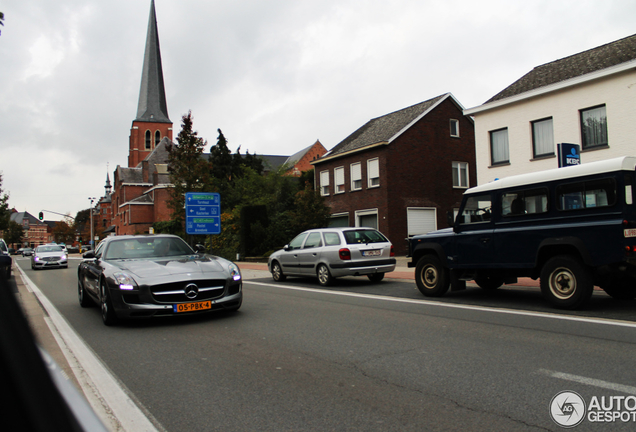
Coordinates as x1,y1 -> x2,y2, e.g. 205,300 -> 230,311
52,219 -> 76,244
4,221 -> 23,247
208,129 -> 264,212
0,172 -> 10,231
167,111 -> 212,234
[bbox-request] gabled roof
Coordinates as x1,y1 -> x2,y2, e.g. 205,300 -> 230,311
9,211 -> 44,226
258,155 -> 290,171
116,165 -> 145,184
318,93 -> 459,161
485,33 -> 636,104
135,0 -> 170,124
285,141 -> 319,166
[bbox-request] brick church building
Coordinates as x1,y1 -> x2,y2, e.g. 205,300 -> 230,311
100,0 -> 174,236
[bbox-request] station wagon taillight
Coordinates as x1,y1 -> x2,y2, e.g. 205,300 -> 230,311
339,248 -> 351,260
390,245 -> 395,257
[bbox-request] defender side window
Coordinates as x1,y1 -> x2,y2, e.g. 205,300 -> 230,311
459,194 -> 492,224
557,178 -> 616,210
626,174 -> 634,205
502,188 -> 548,216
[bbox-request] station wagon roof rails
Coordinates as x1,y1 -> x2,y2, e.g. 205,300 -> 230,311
467,156 -> 636,195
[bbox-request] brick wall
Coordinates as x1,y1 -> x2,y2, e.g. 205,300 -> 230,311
314,97 -> 476,255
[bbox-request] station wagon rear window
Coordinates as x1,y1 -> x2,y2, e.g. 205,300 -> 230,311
344,230 -> 388,244
557,178 -> 616,210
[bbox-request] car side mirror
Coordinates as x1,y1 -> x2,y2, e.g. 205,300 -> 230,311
83,251 -> 95,259
195,244 -> 206,253
447,210 -> 456,228
283,244 -> 291,251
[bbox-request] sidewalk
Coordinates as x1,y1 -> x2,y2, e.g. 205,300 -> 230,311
239,256 -> 541,287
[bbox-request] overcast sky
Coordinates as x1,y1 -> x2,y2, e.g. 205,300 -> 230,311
0,0 -> 634,221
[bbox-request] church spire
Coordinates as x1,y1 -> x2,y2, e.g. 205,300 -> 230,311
135,0 -> 170,123
128,0 -> 173,168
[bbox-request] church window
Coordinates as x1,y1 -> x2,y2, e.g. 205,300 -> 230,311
155,130 -> 161,147
145,130 -> 151,150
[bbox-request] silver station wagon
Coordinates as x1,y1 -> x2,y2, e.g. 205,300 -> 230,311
268,227 -> 396,286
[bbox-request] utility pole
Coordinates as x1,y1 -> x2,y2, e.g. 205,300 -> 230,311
88,197 -> 96,249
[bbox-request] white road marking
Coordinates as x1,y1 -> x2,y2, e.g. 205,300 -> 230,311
246,280 -> 636,329
17,266 -> 160,432
539,369 -> 636,395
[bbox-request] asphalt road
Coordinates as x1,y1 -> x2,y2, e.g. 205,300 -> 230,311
13,257 -> 636,431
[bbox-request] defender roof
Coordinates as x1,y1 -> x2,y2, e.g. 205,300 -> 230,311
467,156 -> 636,195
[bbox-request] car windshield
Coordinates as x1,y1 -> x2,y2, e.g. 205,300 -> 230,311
104,237 -> 194,260
36,246 -> 63,253
343,229 -> 388,244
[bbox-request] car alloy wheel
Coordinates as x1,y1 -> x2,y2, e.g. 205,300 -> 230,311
100,281 -> 118,326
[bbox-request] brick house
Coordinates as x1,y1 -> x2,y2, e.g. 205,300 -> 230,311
464,33 -> 636,185
312,93 -> 476,255
8,211 -> 50,248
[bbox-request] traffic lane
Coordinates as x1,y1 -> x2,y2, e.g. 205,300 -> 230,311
95,281 -> 636,432
14,260 -> 636,431
252,274 -> 636,323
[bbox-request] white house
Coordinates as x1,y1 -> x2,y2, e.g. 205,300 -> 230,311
464,33 -> 636,185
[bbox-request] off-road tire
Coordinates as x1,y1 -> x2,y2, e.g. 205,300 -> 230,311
415,255 -> 450,297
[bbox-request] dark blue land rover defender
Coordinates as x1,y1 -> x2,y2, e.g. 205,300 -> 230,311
407,156 -> 636,309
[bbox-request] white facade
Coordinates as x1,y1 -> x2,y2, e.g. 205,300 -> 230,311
465,63 -> 636,186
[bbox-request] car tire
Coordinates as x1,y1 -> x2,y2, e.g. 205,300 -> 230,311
475,274 -> 504,291
367,273 -> 385,283
415,255 -> 450,297
602,273 -> 636,300
317,263 -> 333,287
540,255 -> 593,309
78,277 -> 92,308
271,261 -> 286,282
6,265 -> 11,278
100,280 -> 118,326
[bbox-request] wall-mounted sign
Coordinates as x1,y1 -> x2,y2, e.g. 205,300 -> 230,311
557,143 -> 581,168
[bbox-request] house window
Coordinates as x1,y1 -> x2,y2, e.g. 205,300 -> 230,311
532,118 -> 554,158
367,158 -> 379,188
320,170 -> 330,196
452,162 -> 469,188
145,130 -> 151,150
450,119 -> 460,137
334,167 -> 345,193
350,162 -> 362,191
155,130 -> 161,147
580,105 -> 608,149
490,128 -> 509,165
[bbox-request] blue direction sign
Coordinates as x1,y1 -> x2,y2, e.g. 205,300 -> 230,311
185,192 -> 221,235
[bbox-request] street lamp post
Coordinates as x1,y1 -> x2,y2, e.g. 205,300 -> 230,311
88,197 -> 96,250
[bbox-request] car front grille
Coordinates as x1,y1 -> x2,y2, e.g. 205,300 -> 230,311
41,256 -> 63,262
150,279 -> 226,303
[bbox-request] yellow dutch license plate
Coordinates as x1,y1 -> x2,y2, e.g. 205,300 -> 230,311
174,301 -> 212,313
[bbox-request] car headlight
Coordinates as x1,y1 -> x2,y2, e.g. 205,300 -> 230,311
113,272 -> 137,290
229,263 -> 241,281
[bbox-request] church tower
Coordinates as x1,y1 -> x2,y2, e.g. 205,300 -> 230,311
128,0 -> 172,168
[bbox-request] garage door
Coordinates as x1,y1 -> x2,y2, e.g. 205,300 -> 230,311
407,208 -> 437,236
